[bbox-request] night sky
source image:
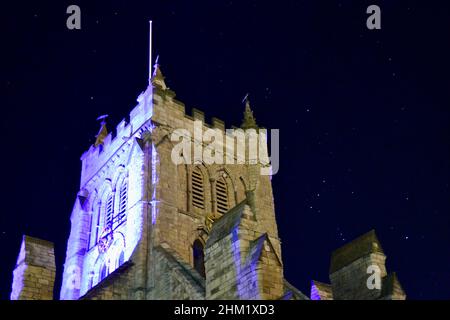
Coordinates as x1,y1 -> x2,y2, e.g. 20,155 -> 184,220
1,1 -> 449,300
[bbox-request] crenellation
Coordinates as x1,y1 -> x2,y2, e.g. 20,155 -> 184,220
191,107 -> 205,122
211,117 -> 225,130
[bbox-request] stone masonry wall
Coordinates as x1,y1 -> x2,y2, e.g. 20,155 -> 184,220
10,236 -> 56,300
330,253 -> 387,300
150,79 -> 283,275
205,204 -> 284,300
148,243 -> 205,299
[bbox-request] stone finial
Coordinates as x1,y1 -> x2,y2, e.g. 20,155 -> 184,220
241,96 -> 258,130
10,235 -> 56,300
94,116 -> 108,147
151,59 -> 167,90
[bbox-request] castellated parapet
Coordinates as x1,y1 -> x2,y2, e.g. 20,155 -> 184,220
10,235 -> 56,300
79,80 -> 227,188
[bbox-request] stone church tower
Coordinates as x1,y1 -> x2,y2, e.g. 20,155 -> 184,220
9,36 -> 406,301
52,61 -> 301,300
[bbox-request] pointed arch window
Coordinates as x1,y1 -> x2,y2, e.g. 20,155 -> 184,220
100,264 -> 108,281
193,239 -> 205,278
94,202 -> 102,244
216,177 -> 229,214
192,168 -> 205,209
118,251 -> 125,267
88,207 -> 95,250
88,272 -> 94,290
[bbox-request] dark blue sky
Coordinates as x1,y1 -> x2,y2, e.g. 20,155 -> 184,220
1,1 -> 449,299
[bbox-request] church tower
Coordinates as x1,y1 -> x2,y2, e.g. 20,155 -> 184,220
58,46 -> 298,298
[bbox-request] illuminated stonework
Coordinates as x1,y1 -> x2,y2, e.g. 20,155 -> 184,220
54,60 -> 301,300
59,75 -> 155,299
10,59 -> 405,301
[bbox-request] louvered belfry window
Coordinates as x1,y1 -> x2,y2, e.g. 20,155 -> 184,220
192,168 -> 205,209
105,194 -> 114,226
118,181 -> 128,224
216,178 -> 229,214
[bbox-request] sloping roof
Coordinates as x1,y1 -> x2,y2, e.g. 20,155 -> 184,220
80,261 -> 133,299
311,280 -> 333,300
330,229 -> 384,274
156,243 -> 205,295
246,233 -> 267,265
381,272 -> 406,299
205,200 -> 249,247
281,280 -> 309,300
245,233 -> 282,268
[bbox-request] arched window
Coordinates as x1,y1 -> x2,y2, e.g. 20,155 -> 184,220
105,194 -> 114,226
88,209 -> 94,250
118,251 -> 125,267
191,168 -> 205,209
193,240 -> 205,278
94,202 -> 102,244
215,177 -> 229,214
88,272 -> 94,290
100,264 -> 107,281
118,180 -> 128,225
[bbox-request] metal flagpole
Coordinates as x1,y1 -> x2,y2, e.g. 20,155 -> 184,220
149,20 -> 152,84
